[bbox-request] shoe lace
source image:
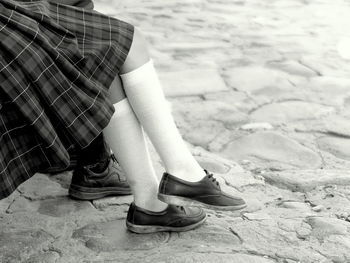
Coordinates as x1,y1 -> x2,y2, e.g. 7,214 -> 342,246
111,154 -> 118,163
207,172 -> 219,186
176,205 -> 185,212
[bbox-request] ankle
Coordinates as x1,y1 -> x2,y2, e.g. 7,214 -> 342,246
134,198 -> 168,212
166,165 -> 206,183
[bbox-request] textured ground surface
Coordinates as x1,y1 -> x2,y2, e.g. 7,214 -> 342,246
1,0 -> 350,262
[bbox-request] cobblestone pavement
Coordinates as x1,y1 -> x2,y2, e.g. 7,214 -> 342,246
1,0 -> 350,262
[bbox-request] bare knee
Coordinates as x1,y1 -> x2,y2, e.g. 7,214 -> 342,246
120,27 -> 150,74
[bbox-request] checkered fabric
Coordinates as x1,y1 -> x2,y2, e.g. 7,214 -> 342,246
0,0 -> 134,199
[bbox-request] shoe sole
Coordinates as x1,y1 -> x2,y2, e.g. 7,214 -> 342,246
126,215 -> 207,234
69,185 -> 132,200
158,193 -> 247,211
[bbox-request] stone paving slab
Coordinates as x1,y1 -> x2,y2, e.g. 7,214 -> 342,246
263,169 -> 350,192
2,0 -> 350,262
220,131 -> 322,170
160,69 -> 228,97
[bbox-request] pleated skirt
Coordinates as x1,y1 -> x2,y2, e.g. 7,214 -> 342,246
0,0 -> 134,199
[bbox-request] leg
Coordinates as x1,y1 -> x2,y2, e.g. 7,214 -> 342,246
76,133 -> 110,172
68,76 -> 132,200
119,28 -> 205,182
103,64 -> 206,233
103,77 -> 167,211
103,75 -> 206,233
116,28 -> 246,211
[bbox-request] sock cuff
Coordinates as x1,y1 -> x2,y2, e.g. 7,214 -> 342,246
112,98 -> 133,115
120,59 -> 157,86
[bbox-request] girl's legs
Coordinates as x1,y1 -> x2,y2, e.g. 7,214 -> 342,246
119,28 -> 205,182
103,76 -> 167,212
103,27 -> 245,213
103,27 -> 205,211
103,78 -> 207,233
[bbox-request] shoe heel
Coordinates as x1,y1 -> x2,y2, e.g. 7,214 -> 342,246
126,217 -> 207,234
69,184 -> 131,200
68,187 -> 97,200
126,221 -> 162,234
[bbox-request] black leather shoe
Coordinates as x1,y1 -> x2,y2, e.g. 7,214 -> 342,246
158,170 -> 247,211
126,202 -> 206,234
69,155 -> 131,200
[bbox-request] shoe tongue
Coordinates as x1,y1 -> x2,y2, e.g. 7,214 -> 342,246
169,205 -> 186,214
180,206 -> 187,215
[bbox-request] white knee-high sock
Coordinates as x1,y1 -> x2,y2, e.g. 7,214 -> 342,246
120,60 -> 205,182
103,98 -> 167,212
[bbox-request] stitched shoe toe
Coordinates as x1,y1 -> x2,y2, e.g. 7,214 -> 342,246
126,203 -> 206,234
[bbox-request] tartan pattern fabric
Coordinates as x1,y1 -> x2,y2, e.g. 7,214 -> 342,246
0,0 -> 134,199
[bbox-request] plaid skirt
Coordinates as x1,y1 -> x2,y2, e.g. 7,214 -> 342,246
0,0 -> 134,199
